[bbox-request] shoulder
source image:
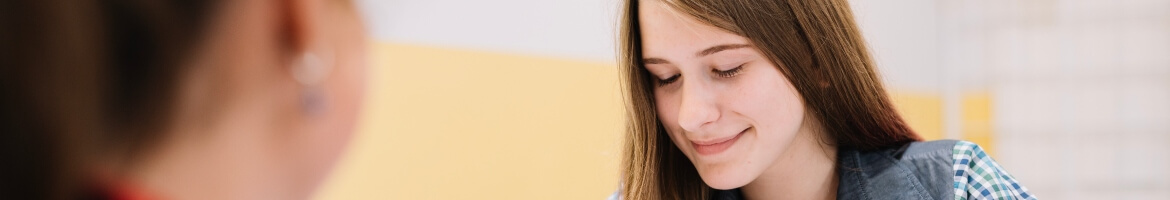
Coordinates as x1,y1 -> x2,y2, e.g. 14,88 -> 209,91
843,140 -> 1037,200
869,139 -> 961,183
902,139 -> 960,160
838,140 -> 959,200
951,141 -> 1038,200
891,140 -> 962,183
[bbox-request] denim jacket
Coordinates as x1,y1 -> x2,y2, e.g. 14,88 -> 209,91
712,140 -> 960,200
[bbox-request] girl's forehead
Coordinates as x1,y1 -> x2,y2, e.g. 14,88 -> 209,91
639,2 -> 749,59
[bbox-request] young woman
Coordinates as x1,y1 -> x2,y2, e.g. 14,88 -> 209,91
615,0 -> 1035,199
0,0 -> 366,199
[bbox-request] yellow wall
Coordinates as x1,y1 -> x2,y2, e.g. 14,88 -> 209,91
887,92 -> 994,152
314,41 -> 992,199
314,42 -> 624,199
889,91 -> 944,140
960,92 -> 994,155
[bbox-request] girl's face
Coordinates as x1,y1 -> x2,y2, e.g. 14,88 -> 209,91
639,0 -> 810,189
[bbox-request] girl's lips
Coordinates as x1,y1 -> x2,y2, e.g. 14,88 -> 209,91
691,127 -> 749,155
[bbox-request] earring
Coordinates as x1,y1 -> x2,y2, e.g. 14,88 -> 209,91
293,51 -> 333,115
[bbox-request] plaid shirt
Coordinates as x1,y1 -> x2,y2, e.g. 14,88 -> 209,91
953,141 -> 1037,200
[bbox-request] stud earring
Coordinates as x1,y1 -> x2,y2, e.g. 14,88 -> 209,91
292,51 -> 332,115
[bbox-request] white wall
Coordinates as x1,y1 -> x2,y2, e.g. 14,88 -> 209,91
357,0 -> 620,61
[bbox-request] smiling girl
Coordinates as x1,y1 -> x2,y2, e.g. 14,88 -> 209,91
615,0 -> 1035,199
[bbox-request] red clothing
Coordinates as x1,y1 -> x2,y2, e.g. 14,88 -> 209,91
88,173 -> 160,200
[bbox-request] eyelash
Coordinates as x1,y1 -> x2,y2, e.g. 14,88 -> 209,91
656,74 -> 680,86
715,65 -> 744,78
654,65 -> 744,87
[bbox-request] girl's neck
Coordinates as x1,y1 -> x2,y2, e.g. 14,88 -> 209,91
741,123 -> 838,200
122,91 -> 293,200
127,123 -> 287,200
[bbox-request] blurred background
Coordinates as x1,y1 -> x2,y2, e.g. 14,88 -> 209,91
314,0 -> 1170,199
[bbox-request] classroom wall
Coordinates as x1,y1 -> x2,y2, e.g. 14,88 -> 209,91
316,0 -> 1170,199
312,41 -> 954,200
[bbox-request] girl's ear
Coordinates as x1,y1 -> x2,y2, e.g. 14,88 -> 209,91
277,0 -> 321,55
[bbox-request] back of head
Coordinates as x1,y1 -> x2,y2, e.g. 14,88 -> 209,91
0,0 -> 219,199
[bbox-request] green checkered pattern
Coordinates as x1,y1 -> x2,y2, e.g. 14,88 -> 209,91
953,141 -> 1037,200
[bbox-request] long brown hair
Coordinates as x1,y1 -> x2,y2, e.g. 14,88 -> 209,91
0,0 -> 220,199
617,0 -> 920,199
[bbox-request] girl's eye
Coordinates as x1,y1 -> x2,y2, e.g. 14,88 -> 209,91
715,65 -> 744,78
656,74 -> 680,86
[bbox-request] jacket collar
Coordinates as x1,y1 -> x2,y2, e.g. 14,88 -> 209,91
711,143 -> 935,200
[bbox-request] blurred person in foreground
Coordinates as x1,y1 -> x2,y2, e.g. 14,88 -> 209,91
0,0 -> 367,199
613,0 -> 1035,199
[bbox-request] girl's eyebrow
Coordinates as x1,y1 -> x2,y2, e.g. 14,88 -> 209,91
696,43 -> 752,57
643,58 -> 670,64
642,43 -> 751,65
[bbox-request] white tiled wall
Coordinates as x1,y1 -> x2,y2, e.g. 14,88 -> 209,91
933,0 -> 1170,199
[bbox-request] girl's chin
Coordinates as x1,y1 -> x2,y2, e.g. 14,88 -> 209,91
697,169 -> 754,190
